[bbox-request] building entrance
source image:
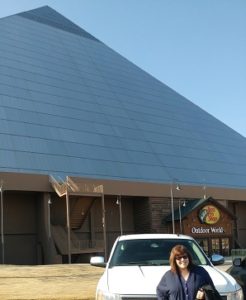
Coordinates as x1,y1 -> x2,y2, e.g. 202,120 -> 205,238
167,197 -> 235,258
197,237 -> 230,257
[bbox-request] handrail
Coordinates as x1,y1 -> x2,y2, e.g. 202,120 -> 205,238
49,175 -> 67,197
49,175 -> 104,196
71,239 -> 104,250
231,248 -> 246,259
67,177 -> 103,194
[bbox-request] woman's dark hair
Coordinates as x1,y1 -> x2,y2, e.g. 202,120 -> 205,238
169,245 -> 194,273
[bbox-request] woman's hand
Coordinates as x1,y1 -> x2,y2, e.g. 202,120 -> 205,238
196,288 -> 205,299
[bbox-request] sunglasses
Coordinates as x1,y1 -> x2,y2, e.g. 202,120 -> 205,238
175,255 -> 188,261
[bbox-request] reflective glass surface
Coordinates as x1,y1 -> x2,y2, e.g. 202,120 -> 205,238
0,7 -> 246,188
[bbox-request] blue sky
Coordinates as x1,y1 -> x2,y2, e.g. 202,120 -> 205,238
1,0 -> 246,137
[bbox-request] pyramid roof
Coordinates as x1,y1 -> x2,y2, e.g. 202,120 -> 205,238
0,6 -> 246,189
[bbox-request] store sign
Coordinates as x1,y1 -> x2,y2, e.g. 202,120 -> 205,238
198,205 -> 220,225
191,226 -> 224,234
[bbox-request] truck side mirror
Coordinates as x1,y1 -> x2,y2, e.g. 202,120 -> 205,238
90,256 -> 106,268
211,254 -> 225,265
233,257 -> 242,267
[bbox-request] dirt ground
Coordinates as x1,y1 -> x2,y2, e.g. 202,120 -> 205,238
0,263 -> 231,300
0,264 -> 104,300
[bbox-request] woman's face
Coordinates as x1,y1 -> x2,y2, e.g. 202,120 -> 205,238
175,253 -> 189,269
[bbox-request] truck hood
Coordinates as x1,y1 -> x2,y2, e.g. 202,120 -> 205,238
106,265 -> 239,295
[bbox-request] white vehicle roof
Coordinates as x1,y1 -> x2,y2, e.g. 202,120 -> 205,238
118,234 -> 194,241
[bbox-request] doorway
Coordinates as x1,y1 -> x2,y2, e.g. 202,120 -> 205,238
197,237 -> 231,257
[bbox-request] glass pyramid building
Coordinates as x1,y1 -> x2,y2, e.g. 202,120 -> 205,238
1,6 -> 246,189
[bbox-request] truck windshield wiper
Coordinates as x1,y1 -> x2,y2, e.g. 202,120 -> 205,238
114,261 -> 165,266
138,262 -> 165,266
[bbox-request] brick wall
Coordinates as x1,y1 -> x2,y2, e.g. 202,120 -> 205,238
149,197 -> 171,233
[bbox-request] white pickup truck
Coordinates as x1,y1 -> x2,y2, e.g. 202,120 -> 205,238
91,234 -> 244,299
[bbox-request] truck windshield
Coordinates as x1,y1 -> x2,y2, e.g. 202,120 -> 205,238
109,238 -> 209,268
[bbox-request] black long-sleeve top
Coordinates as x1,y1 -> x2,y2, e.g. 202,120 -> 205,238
156,265 -> 214,300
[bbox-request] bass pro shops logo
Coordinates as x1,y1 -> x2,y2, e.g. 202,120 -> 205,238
198,205 -> 220,225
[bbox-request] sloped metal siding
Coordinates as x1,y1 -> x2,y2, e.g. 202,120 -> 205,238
0,7 -> 246,189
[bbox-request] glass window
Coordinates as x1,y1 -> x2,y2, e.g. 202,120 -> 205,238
211,238 -> 220,254
221,238 -> 230,256
109,238 -> 209,268
197,239 -> 209,256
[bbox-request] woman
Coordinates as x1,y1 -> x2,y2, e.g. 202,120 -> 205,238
156,245 -> 215,300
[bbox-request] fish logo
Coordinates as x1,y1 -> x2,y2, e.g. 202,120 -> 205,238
198,205 -> 220,225
198,208 -> 208,223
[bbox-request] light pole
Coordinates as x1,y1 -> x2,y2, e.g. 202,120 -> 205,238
178,199 -> 186,234
170,185 -> 175,234
65,178 -> 71,264
47,195 -> 52,239
116,196 -> 123,236
170,183 -> 181,234
203,185 -> 207,199
101,193 -> 107,261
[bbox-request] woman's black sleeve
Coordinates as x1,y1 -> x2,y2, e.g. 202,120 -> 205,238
156,275 -> 169,300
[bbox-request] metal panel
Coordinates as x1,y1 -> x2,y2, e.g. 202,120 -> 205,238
0,7 -> 246,190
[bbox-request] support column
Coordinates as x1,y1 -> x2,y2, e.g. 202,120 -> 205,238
66,189 -> 71,264
101,193 -> 107,261
0,182 -> 4,264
